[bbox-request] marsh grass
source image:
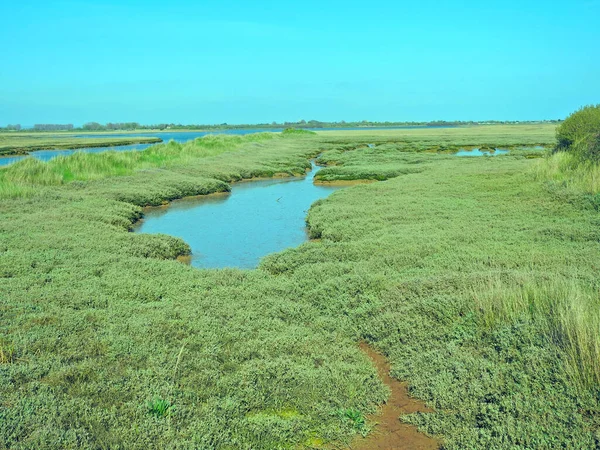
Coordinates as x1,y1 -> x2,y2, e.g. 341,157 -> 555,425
147,398 -> 173,418
473,277 -> 600,388
0,341 -> 15,364
0,178 -> 37,199
535,151 -> 600,195
1,125 -> 599,449
336,408 -> 369,436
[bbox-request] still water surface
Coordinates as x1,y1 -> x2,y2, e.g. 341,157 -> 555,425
134,163 -> 342,269
455,148 -> 510,156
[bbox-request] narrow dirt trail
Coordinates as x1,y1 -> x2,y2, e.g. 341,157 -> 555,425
351,343 -> 440,450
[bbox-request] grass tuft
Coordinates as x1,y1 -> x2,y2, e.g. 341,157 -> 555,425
336,408 -> 369,436
147,398 -> 174,418
534,151 -> 600,195
0,341 -> 15,364
472,277 -> 600,389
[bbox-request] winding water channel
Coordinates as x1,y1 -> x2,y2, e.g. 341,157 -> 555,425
134,163 -> 342,269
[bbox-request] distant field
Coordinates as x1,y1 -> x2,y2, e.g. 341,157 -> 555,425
1,127 -> 598,449
0,133 -> 162,155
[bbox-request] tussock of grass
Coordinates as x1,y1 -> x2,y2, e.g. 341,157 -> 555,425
473,277 -> 600,388
0,341 -> 15,364
0,178 -> 37,199
535,151 -> 600,195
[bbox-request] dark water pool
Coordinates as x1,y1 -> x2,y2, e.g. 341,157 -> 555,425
134,163 -> 342,269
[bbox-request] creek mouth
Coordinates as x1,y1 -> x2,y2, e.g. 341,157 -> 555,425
133,162 -> 343,269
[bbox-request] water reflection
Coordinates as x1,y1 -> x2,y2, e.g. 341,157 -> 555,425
455,148 -> 510,157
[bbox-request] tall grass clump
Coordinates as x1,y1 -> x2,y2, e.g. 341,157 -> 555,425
534,151 -> 600,195
473,277 -> 600,389
0,173 -> 37,199
535,106 -> 600,196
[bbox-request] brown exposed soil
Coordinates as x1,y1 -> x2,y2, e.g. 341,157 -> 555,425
351,343 -> 440,450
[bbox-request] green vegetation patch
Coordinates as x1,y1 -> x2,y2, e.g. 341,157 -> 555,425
282,128 -> 317,136
1,125 -> 599,449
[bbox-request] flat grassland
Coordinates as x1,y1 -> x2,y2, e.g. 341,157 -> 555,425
1,125 -> 599,449
0,133 -> 162,155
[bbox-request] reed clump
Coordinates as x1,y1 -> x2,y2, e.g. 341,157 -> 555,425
473,277 -> 600,388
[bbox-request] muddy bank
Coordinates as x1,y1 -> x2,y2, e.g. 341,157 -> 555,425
353,343 -> 440,450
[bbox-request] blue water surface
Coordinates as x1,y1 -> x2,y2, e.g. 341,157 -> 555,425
134,163 -> 342,269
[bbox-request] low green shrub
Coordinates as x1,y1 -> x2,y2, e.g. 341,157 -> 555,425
282,128 -> 317,136
556,105 -> 600,161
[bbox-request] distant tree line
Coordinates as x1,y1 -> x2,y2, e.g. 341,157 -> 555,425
33,124 -> 74,131
1,119 -> 563,133
143,119 -> 560,130
82,122 -> 140,131
426,120 -> 478,127
1,124 -> 21,131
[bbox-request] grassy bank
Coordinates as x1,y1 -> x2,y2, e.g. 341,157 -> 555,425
0,134 -> 162,156
1,127 -> 598,449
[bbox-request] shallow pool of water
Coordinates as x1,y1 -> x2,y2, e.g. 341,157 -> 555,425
134,163 -> 342,269
455,148 -> 510,157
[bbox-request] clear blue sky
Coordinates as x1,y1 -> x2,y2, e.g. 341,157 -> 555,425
1,0 -> 599,125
